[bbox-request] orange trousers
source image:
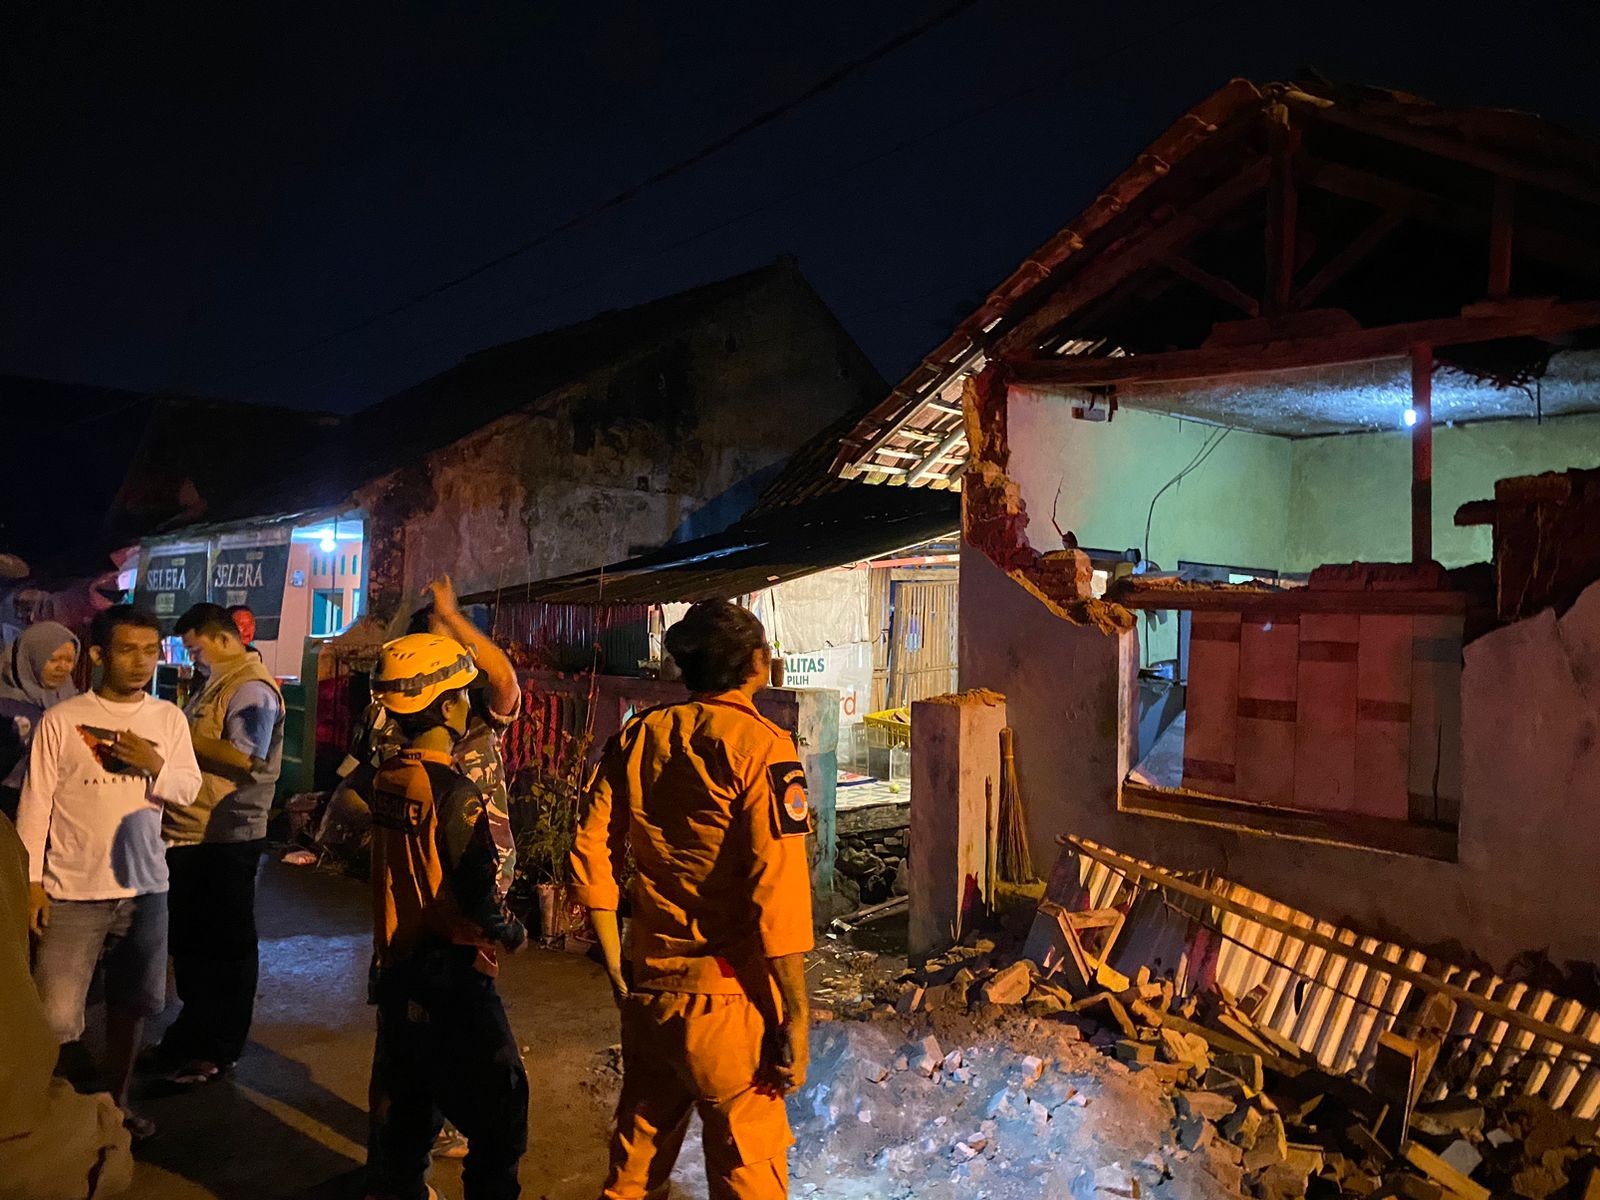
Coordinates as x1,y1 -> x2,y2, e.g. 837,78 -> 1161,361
600,991 -> 792,1200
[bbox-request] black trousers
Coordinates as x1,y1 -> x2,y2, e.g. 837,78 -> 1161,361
160,840 -> 264,1066
368,948 -> 528,1200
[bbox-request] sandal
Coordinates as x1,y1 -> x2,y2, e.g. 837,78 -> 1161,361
121,1109 -> 157,1141
168,1059 -> 229,1087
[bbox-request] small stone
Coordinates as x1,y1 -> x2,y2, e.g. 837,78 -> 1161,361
942,1048 -> 964,1073
1017,1055 -> 1045,1082
895,985 -> 925,1016
1486,1128 -> 1515,1147
892,1055 -> 909,1072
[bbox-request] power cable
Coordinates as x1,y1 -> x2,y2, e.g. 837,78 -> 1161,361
1143,424 -> 1233,563
234,0 -> 988,375
258,0 -> 1244,398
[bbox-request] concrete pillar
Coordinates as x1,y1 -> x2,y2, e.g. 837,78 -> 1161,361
909,689 -> 1007,963
758,686 -> 839,915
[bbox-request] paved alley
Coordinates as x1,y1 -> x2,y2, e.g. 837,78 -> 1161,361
119,860 -> 622,1200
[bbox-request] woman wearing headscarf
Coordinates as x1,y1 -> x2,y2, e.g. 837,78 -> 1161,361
0,622 -> 80,822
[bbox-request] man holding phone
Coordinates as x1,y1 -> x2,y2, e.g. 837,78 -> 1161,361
16,605 -> 202,1139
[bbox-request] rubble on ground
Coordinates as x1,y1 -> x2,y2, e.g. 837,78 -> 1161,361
845,934 -> 1600,1200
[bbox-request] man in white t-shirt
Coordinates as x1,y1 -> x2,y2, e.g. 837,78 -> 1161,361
16,605 -> 202,1139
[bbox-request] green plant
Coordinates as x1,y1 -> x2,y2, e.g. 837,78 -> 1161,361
509,727 -> 592,887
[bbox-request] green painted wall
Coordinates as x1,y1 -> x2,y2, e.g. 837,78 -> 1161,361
1008,395 -> 1293,664
1286,412 -> 1600,571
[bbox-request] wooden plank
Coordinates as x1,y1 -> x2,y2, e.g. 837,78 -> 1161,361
993,160 -> 1272,354
1488,177 -> 1515,299
1301,98 -> 1600,212
1119,781 -> 1459,861
1109,585 -> 1467,616
1004,299 -> 1600,390
1062,837 -> 1600,1061
1304,157 -> 1600,281
1293,210 -> 1406,309
1164,255 -> 1260,316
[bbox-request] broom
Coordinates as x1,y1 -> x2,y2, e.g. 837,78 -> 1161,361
996,726 -> 1036,885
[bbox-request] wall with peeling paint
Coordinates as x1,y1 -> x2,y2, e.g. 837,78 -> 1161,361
960,537 -> 1600,968
1286,411 -> 1600,572
354,269 -> 881,618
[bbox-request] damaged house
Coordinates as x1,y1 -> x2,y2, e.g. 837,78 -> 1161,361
827,75 -> 1600,1137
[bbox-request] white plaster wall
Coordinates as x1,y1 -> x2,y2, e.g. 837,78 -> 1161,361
959,536 -> 1600,968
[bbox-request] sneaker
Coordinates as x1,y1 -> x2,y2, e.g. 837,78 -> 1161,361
432,1126 -> 469,1159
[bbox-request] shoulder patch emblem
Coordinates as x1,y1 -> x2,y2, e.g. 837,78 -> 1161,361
768,761 -> 810,837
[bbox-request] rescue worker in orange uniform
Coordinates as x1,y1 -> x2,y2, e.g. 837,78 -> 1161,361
364,633 -> 529,1200
571,600 -> 814,1200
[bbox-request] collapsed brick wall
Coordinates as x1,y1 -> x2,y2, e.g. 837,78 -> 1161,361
836,823 -> 910,906
961,364 -> 1133,634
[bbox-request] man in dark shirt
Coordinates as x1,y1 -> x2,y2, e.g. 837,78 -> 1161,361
364,632 -> 528,1200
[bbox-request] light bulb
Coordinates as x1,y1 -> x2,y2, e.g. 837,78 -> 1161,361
319,533 -> 337,553
1402,407 -> 1418,428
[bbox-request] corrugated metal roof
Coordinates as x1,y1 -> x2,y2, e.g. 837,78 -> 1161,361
464,484 -> 958,607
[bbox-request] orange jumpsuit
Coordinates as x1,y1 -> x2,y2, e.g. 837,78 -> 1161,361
570,690 -> 815,1200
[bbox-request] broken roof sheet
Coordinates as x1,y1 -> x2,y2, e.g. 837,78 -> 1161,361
834,77 -> 1600,481
466,484 -> 958,607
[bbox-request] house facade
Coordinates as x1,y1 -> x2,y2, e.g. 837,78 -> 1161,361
833,78 -> 1600,968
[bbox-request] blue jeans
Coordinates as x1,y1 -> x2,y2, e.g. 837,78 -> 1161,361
32,892 -> 169,1044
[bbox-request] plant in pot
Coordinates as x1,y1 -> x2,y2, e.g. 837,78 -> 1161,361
508,725 -> 592,942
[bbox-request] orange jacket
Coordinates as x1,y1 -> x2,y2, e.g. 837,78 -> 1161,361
570,691 -> 814,995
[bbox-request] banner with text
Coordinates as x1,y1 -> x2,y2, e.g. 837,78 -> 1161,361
209,542 -> 293,641
135,548 -> 211,632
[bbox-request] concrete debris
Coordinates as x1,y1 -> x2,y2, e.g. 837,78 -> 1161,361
822,900 -> 1600,1200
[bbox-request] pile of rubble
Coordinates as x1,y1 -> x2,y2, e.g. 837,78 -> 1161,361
861,937 -> 1600,1200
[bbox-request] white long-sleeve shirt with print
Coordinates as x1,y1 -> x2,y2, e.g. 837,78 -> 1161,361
15,691 -> 202,899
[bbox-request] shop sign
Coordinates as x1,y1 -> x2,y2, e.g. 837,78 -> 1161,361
209,543 -> 292,640
135,548 -> 211,630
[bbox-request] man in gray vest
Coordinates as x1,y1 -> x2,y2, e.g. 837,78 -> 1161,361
153,603 -> 284,1084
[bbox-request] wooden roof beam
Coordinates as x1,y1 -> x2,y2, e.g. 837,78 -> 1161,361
1005,298 -> 1600,390
1301,100 -> 1600,210
1292,210 -> 1406,309
992,158 -> 1272,356
1305,158 -> 1600,280
1163,256 -> 1259,317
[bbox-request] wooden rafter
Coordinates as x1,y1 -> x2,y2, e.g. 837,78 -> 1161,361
1292,210 -> 1405,309
1005,298 -> 1600,390
1488,176 -> 1515,298
1301,100 -> 1600,210
1163,255 -> 1259,317
1305,158 -> 1600,280
992,158 -> 1272,356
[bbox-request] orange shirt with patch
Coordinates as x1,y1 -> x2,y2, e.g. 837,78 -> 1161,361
569,691 -> 815,995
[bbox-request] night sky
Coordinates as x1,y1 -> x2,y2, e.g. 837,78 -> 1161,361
7,1 -> 1598,414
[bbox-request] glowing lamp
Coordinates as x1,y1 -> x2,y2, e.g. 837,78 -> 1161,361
318,532 -> 337,553
1402,407 -> 1418,428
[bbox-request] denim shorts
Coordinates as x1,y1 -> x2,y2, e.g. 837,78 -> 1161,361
32,891 -> 169,1043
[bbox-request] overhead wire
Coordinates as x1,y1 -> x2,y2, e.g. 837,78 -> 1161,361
232,0 -> 989,377
232,0 -> 1243,395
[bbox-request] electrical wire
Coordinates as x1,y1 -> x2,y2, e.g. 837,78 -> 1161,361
227,0 -> 1243,393
1142,424 -> 1233,563
233,0 -> 988,376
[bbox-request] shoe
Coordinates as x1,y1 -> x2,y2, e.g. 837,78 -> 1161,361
432,1126 -> 469,1159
